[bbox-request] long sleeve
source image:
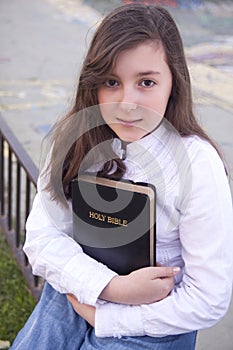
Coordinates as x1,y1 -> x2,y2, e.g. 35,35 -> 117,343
24,183 -> 117,306
95,141 -> 233,337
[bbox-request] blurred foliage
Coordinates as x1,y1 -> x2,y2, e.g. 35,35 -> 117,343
0,232 -> 36,346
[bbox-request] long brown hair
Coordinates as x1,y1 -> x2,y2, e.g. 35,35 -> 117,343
43,3 -> 223,204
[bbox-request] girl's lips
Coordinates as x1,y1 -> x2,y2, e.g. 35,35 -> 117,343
116,117 -> 142,126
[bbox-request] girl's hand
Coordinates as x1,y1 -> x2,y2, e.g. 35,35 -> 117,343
67,294 -> 96,327
99,266 -> 180,305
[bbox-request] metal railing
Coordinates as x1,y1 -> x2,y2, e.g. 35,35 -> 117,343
0,113 -> 43,300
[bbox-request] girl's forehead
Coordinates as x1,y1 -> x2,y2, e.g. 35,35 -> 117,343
112,41 -> 167,70
114,39 -> 162,60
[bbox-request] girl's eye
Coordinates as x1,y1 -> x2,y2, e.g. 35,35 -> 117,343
140,80 -> 155,88
105,79 -> 119,87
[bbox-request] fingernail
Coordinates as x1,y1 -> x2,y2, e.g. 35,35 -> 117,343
173,267 -> 180,273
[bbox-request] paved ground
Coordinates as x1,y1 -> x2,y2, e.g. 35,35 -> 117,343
0,0 -> 233,348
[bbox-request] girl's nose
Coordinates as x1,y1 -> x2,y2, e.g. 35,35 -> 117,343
120,102 -> 137,113
119,88 -> 137,112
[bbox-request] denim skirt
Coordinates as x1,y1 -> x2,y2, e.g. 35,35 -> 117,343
11,283 -> 197,350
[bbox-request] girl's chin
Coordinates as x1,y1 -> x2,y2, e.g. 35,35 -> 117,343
117,133 -> 144,142
114,128 -> 148,143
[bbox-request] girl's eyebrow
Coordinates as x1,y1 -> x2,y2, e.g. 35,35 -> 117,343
137,71 -> 161,77
108,71 -> 161,77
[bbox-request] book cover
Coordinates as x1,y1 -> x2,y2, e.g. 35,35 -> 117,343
71,174 -> 156,275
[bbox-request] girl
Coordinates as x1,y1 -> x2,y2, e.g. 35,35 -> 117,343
11,3 -> 233,350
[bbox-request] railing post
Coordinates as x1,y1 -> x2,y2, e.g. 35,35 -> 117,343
16,162 -> 21,247
7,146 -> 12,230
0,135 -> 5,215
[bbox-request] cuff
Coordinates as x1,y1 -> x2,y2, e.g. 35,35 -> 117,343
60,253 -> 117,306
95,302 -> 145,338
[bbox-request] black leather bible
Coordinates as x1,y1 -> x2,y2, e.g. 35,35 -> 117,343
71,174 -> 156,275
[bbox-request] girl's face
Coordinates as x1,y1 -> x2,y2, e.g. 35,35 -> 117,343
97,41 -> 172,142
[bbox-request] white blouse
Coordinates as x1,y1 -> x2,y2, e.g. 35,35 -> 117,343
24,120 -> 233,338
